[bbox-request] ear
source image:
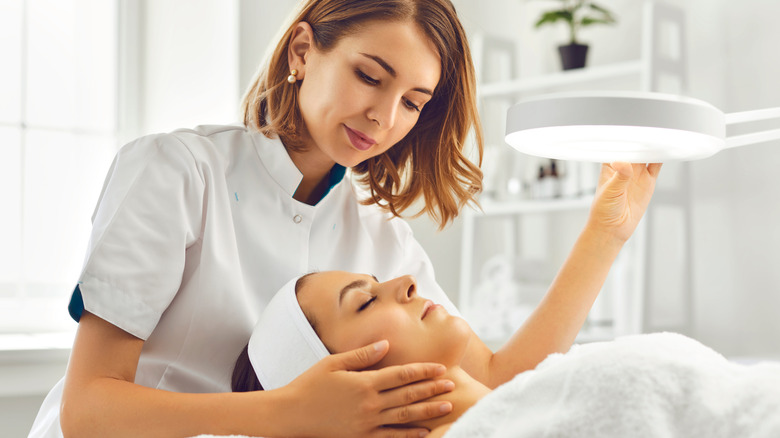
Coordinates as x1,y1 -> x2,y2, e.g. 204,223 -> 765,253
288,22 -> 314,80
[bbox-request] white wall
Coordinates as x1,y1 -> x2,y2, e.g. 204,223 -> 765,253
690,0 -> 780,356
137,0 -> 241,135
238,0 -> 300,96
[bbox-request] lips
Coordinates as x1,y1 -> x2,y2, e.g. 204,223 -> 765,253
344,125 -> 376,151
421,300 -> 436,319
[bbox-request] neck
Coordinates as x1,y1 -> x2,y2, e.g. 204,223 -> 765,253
285,142 -> 337,206
411,366 -> 491,431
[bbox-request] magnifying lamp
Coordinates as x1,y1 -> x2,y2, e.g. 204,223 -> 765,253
505,91 -> 780,162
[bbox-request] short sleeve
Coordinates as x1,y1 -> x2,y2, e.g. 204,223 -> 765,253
72,133 -> 205,339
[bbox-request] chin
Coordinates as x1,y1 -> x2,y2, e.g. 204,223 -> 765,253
336,142 -> 390,168
330,149 -> 366,169
439,317 -> 473,364
453,317 -> 473,343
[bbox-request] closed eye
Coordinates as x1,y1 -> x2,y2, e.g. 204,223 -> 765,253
356,69 -> 379,86
356,69 -> 422,113
403,98 -> 421,112
358,295 -> 377,312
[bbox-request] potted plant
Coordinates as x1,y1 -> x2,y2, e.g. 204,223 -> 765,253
534,0 -> 617,70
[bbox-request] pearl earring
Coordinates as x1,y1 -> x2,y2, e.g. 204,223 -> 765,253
287,69 -> 298,84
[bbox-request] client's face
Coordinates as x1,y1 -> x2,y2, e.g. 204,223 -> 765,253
296,271 -> 472,368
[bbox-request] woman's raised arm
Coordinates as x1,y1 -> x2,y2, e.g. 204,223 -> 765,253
61,312 -> 454,438
462,163 -> 662,389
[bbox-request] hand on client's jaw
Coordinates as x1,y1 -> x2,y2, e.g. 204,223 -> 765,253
281,339 -> 456,438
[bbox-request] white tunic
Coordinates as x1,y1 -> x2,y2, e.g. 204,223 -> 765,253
29,124 -> 458,437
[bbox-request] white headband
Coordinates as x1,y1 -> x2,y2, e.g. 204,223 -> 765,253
247,276 -> 330,390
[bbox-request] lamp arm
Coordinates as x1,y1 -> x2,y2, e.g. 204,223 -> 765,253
723,107 -> 780,149
723,107 -> 780,124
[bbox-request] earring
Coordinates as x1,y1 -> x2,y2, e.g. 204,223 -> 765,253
287,69 -> 298,84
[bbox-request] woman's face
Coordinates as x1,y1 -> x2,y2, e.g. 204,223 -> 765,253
296,271 -> 472,369
294,20 -> 441,167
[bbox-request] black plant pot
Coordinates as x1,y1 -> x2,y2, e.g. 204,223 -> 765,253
558,43 -> 589,70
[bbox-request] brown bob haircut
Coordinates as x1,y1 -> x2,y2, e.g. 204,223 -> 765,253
241,0 -> 483,229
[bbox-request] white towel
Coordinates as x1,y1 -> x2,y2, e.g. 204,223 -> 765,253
445,332 -> 780,438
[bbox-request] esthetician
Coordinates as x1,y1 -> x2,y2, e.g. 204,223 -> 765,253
30,0 -> 660,437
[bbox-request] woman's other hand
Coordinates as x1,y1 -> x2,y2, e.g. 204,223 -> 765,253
282,340 -> 454,438
587,162 -> 662,243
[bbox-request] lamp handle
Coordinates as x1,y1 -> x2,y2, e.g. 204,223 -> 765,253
724,107 -> 780,149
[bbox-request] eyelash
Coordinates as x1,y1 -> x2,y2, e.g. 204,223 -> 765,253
355,69 -> 421,113
358,295 -> 377,312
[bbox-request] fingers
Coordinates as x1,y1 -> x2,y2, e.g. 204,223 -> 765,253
369,427 -> 432,438
598,163 -> 615,186
378,400 -> 453,427
647,162 -> 663,177
380,378 -> 454,408
371,362 -> 447,391
609,162 -> 634,180
601,162 -> 663,183
332,340 -> 390,371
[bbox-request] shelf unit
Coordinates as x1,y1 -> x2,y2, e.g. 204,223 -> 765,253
477,60 -> 644,98
459,0 -> 690,346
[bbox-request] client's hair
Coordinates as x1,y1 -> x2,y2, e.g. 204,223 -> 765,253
231,273 -> 320,392
232,345 -> 263,392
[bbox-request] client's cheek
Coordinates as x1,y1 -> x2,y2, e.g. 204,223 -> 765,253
371,346 -> 408,370
335,326 -> 386,356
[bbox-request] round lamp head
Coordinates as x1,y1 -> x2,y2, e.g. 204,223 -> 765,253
505,91 -> 727,162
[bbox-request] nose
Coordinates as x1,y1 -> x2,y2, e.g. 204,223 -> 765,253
387,275 -> 417,303
367,96 -> 398,130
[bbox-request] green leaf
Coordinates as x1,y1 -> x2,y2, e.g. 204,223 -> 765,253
534,10 -> 574,28
588,3 -> 617,23
580,16 -> 616,27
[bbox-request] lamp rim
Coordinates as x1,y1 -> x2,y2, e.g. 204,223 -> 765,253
504,91 -> 728,162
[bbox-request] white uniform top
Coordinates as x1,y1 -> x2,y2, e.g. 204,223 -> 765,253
29,124 -> 458,437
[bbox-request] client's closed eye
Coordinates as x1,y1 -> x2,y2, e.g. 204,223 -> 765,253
358,296 -> 377,312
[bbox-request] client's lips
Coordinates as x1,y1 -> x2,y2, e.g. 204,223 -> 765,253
344,125 -> 376,151
421,300 -> 439,319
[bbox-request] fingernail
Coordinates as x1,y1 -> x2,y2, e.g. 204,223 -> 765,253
440,402 -> 452,413
373,340 -> 388,352
435,365 -> 446,376
419,431 -> 429,438
443,380 -> 455,391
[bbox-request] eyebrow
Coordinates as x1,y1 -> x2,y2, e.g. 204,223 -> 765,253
359,52 -> 434,96
338,275 -> 380,307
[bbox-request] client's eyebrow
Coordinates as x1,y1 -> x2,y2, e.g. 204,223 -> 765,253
338,275 -> 380,307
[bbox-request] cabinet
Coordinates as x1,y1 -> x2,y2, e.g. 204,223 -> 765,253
459,0 -> 691,348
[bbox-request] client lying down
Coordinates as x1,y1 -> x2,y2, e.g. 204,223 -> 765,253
232,271 -> 780,438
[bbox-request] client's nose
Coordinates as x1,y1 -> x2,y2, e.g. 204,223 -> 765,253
395,275 -> 417,302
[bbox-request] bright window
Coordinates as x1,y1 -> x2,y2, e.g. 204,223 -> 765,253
0,0 -> 119,333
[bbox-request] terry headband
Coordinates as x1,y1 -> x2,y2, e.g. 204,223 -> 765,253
247,276 -> 330,391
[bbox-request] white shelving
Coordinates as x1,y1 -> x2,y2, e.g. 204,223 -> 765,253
478,60 -> 644,98
460,0 -> 688,345
477,196 -> 594,216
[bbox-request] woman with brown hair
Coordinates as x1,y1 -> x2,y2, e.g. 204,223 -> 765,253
30,0 -> 660,436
